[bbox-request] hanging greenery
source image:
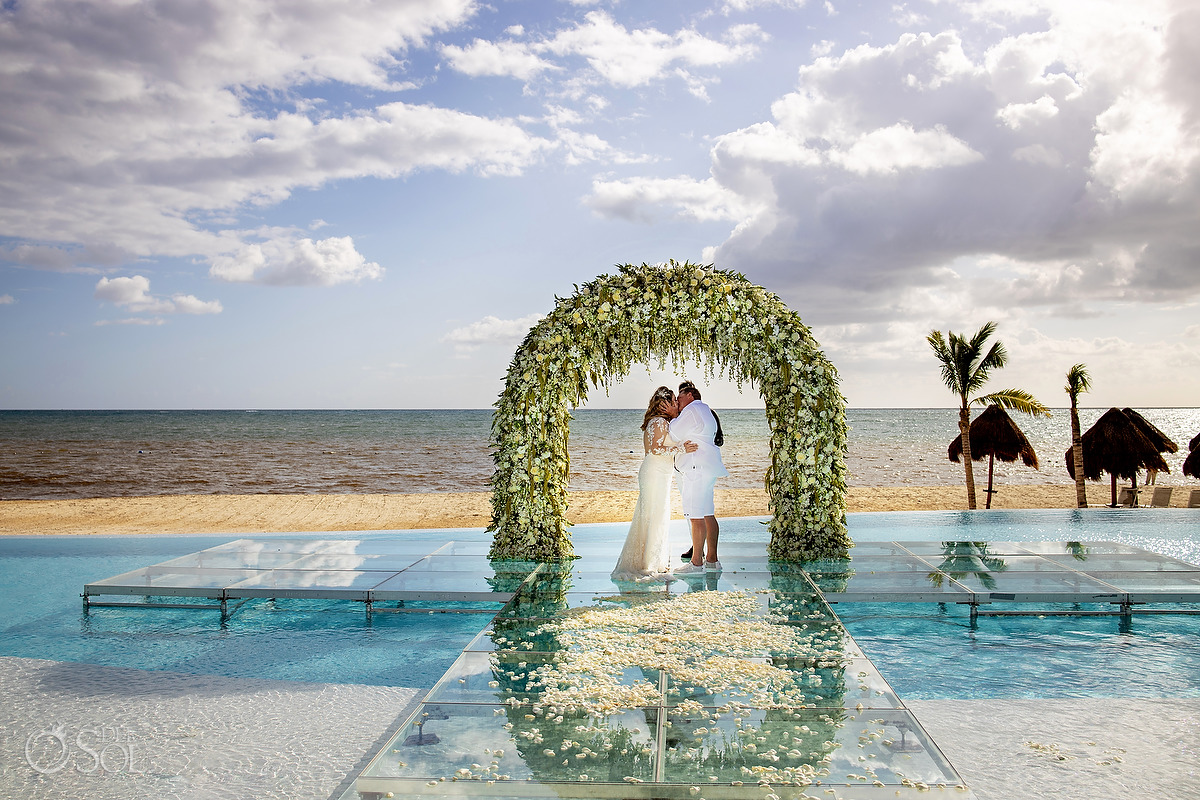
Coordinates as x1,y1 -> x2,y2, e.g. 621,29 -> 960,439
487,261 -> 849,563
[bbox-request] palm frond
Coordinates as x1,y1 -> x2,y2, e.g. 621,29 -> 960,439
974,388 -> 1051,418
927,330 -> 964,397
1064,363 -> 1091,400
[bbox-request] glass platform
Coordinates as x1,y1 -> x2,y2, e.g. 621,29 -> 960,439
83,535 -> 1200,799
351,574 -> 962,800
86,538 -> 1200,610
83,537 -> 525,606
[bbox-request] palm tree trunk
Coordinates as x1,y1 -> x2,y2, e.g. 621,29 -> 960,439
986,453 -> 995,509
1070,404 -> 1087,508
959,407 -> 977,509
1110,474 -> 1117,507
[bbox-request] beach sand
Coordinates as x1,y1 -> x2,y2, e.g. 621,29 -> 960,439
4,482 -> 1182,536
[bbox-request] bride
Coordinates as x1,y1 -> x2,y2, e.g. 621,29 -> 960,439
611,386 -> 682,583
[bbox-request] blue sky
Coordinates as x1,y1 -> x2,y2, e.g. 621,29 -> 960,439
1,0 -> 1197,410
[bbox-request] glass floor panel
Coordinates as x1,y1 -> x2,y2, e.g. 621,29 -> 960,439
278,552 -> 427,571
406,554 -> 501,571
1009,541 -> 1145,556
354,704 -> 959,798
86,566 -> 270,593
223,568 -> 396,599
661,655 -> 902,710
821,571 -> 973,602
1037,552 -> 1200,571
956,569 -> 1123,598
659,707 -> 959,789
373,571 -> 523,601
154,550 -> 310,570
1082,570 -> 1200,595
355,701 -> 660,789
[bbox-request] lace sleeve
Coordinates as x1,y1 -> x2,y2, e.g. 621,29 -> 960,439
645,416 -> 679,455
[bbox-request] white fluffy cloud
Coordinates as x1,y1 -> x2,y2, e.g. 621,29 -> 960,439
441,10 -> 766,92
0,0 -> 548,276
587,0 -> 1200,331
441,313 -> 544,356
94,276 -> 222,316
209,236 -> 383,286
441,38 -> 558,80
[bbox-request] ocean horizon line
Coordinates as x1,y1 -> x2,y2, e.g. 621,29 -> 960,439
3,405 -> 1197,413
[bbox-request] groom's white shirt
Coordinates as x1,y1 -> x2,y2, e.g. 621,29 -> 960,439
668,400 -> 728,480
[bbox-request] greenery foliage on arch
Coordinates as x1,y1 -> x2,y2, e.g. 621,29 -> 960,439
487,261 -> 849,563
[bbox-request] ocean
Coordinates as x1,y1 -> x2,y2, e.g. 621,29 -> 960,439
1,408 -> 1197,500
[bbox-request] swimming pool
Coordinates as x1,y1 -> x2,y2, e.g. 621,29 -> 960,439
0,509 -> 1197,698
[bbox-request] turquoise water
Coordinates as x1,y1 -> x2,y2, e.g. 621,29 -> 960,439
0,510 -> 1197,698
0,533 -> 489,687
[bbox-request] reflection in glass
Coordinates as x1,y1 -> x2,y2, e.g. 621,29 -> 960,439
928,541 -> 1008,590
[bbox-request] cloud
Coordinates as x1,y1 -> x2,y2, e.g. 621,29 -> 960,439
586,1 -> 1200,340
441,313 -> 544,356
441,38 -> 558,80
95,317 -> 167,327
0,294 -> 14,305
94,276 -> 223,315
587,176 -> 764,223
537,12 -> 766,89
0,0 -> 548,276
209,236 -> 383,286
830,123 -> 982,175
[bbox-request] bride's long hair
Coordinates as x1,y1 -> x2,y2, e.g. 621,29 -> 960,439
641,386 -> 675,430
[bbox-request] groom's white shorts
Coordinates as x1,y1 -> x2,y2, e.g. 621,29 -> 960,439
680,474 -> 718,518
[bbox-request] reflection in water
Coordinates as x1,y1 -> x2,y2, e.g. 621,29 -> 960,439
928,541 -> 1009,590
483,566 -> 852,786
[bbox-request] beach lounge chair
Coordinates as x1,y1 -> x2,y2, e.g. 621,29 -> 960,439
1117,487 -> 1139,507
1190,489 -> 1200,509
1149,487 -> 1172,507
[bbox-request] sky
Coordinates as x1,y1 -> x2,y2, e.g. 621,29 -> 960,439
1,0 -> 1198,410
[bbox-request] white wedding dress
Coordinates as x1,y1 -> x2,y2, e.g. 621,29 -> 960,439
611,416 -> 677,583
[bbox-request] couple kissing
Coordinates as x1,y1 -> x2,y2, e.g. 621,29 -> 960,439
610,380 -> 727,584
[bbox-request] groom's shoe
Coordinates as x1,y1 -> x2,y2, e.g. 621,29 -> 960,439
705,560 -> 722,573
681,547 -> 693,561
676,562 -> 706,576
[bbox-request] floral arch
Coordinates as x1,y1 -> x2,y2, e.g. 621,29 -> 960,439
487,261 -> 850,563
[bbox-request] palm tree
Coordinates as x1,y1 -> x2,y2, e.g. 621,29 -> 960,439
1065,363 -> 1091,508
927,322 -> 1051,509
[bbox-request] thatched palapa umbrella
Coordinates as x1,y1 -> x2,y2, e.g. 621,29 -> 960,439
949,404 -> 1039,509
1065,407 -> 1170,507
1184,432 -> 1200,480
1121,407 -> 1178,491
1122,408 -> 1179,455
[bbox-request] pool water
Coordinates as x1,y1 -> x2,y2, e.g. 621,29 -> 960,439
0,533 -> 489,687
0,509 -> 1197,698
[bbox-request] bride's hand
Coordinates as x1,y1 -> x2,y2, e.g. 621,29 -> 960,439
683,441 -> 698,453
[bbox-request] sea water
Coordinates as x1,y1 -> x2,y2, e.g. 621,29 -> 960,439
3,407 -> 1198,499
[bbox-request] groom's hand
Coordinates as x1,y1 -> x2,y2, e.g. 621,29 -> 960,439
683,441 -> 698,453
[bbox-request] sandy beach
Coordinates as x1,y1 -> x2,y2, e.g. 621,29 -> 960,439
5,482 -> 1190,536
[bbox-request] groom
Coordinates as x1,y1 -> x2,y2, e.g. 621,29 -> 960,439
670,380 -> 728,575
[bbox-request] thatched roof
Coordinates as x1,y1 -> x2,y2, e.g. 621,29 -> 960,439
949,404 -> 1039,468
1184,447 -> 1200,479
1190,431 -> 1200,452
1121,408 -> 1179,453
1065,407 -> 1170,481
